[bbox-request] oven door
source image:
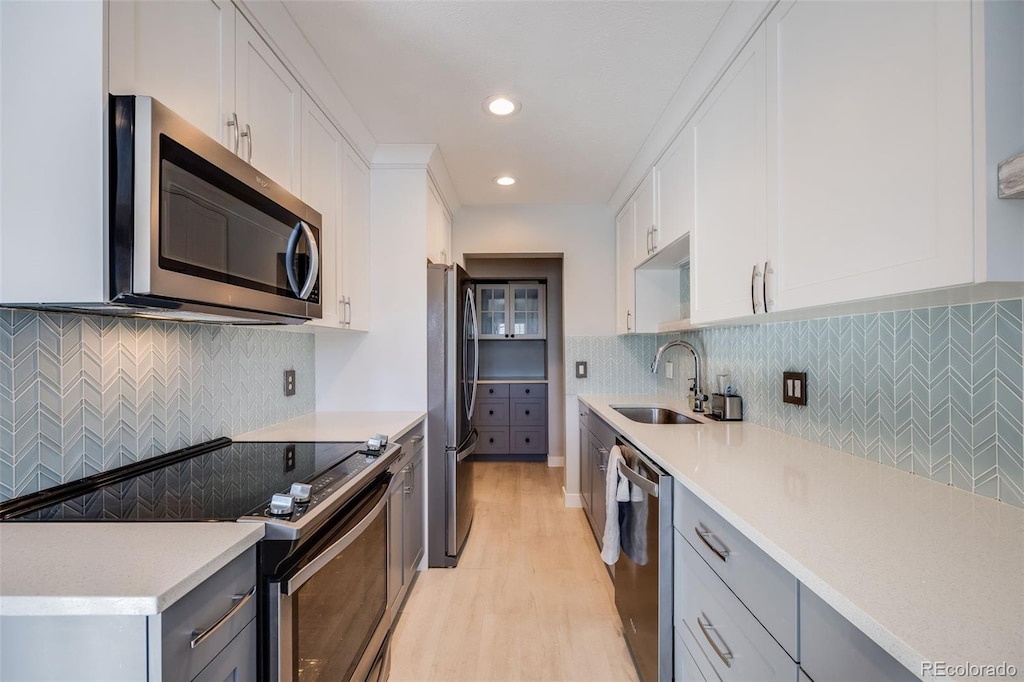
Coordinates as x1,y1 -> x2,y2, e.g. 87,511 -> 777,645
269,473 -> 394,682
112,95 -> 322,320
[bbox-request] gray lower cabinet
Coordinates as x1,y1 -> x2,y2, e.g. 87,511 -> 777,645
578,400 -> 614,546
799,586 -> 918,682
388,421 -> 426,617
473,383 -> 547,455
0,547 -> 257,682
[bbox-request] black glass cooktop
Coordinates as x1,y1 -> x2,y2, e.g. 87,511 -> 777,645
0,439 -> 372,522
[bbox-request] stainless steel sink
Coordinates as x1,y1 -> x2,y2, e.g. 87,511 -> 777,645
612,406 -> 702,425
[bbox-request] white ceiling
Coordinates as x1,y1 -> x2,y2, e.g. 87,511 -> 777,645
285,1 -> 730,206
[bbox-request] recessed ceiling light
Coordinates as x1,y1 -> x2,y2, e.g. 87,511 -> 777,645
494,176 -> 516,186
484,95 -> 520,117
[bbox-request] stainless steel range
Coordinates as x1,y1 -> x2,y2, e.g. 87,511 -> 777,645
0,437 -> 402,682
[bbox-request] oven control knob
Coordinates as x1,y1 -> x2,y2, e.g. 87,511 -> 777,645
289,483 -> 312,504
269,493 -> 295,516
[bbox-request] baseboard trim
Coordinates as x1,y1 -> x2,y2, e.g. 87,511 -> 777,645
547,456 -> 565,468
563,489 -> 583,508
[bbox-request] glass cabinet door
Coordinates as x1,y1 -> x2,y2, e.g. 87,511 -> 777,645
510,284 -> 546,339
476,286 -> 508,338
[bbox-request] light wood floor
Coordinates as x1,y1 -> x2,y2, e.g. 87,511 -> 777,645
390,462 -> 639,682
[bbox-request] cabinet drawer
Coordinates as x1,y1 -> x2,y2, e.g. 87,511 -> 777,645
192,618 -> 256,682
510,427 -> 546,454
675,533 -> 794,681
510,383 -> 546,399
476,399 -> 509,426
674,482 -> 798,659
161,546 -> 257,681
510,398 -> 545,425
675,627 -> 709,681
799,585 -> 917,682
477,428 -> 510,454
480,384 -> 510,398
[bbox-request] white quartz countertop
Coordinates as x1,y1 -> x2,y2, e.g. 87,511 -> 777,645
0,522 -> 264,616
580,394 -> 1024,681
236,411 -> 425,443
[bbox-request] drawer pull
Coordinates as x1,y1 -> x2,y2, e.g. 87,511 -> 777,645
697,612 -> 734,668
489,410 -> 494,416
695,523 -> 731,562
525,410 -> 530,415
525,389 -> 530,394
489,389 -> 495,394
191,585 -> 256,649
489,438 -> 495,444
525,437 -> 531,443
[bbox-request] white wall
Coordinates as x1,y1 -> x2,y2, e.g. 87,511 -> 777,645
316,168 -> 429,410
452,205 -> 615,507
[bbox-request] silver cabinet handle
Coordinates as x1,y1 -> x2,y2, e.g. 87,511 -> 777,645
190,584 -> 256,649
240,123 -> 252,163
346,297 -> 353,325
650,224 -> 657,252
751,264 -> 758,314
409,436 -> 424,444
404,485 -> 413,495
697,612 -> 734,668
751,263 -> 765,314
695,523 -> 731,562
227,113 -> 240,155
626,310 -> 632,333
763,260 -> 774,312
285,221 -> 320,300
647,227 -> 653,254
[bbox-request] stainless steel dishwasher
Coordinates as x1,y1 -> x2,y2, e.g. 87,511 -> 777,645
614,440 -> 673,682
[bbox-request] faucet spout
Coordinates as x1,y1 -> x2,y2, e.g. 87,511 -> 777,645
651,339 -> 704,408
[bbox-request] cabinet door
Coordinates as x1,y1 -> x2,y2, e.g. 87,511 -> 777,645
590,437 -> 607,546
300,94 -> 343,328
342,143 -> 371,331
234,11 -> 301,192
766,0 -> 973,311
403,451 -> 424,583
192,619 -> 256,682
387,471 -> 405,609
427,183 -> 450,265
509,284 -> 545,339
633,171 -> 657,264
477,285 -> 509,338
580,423 -> 593,524
616,204 -> 636,334
690,25 -> 768,324
657,130 -> 695,248
108,0 -> 235,146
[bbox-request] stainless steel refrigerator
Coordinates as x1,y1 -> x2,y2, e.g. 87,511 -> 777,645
426,263 -> 479,567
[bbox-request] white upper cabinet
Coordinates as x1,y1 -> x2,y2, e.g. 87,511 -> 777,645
656,130 -> 695,249
109,0 -> 235,146
234,13 -> 302,193
427,183 -> 452,265
300,93 -> 371,332
765,0 -> 974,311
633,170 -> 658,265
616,203 -> 636,334
690,25 -> 768,324
300,93 -> 343,328
341,143 -> 371,331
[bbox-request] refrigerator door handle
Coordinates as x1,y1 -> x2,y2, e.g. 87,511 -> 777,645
464,287 -> 480,420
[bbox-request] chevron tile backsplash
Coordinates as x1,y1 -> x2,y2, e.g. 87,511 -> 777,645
653,299 -> 1024,508
0,309 -> 315,502
564,335 -> 658,397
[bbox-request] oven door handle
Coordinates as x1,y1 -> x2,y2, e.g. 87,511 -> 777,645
284,475 -> 398,594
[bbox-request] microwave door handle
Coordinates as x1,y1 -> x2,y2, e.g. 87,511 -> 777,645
285,221 -> 320,300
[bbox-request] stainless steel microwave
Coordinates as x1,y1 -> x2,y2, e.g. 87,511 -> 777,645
105,95 -> 322,324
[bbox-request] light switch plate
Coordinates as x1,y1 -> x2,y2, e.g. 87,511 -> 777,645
575,361 -> 588,379
666,362 -> 674,380
783,371 -> 807,405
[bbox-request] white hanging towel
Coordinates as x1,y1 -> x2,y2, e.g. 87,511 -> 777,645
601,445 -> 626,564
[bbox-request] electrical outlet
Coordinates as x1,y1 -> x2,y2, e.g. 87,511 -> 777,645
783,371 -> 807,405
666,362 -> 673,380
284,369 -> 296,397
575,361 -> 588,378
283,444 -> 296,473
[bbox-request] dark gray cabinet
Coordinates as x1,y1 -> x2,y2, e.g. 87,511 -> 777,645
578,399 -> 613,546
473,383 -> 547,455
388,422 -> 425,617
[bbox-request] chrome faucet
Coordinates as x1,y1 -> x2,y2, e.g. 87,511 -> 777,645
651,340 -> 707,412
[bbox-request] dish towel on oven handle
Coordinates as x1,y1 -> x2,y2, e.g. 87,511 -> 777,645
602,445 -> 642,564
